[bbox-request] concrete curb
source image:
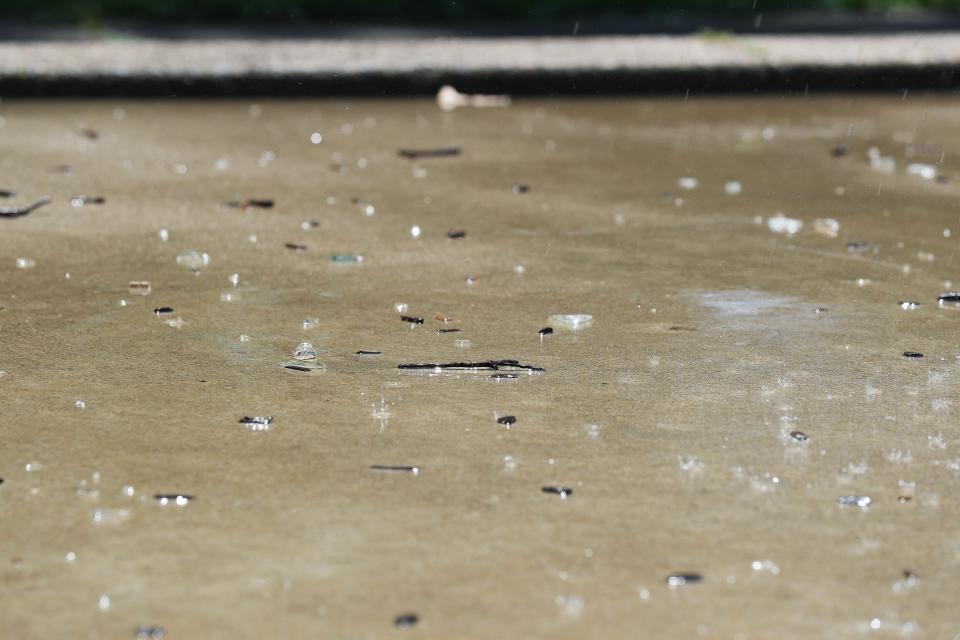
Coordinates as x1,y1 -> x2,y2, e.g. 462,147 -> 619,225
1,33 -> 959,95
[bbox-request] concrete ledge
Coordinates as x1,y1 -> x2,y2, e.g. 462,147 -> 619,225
2,33 -> 960,95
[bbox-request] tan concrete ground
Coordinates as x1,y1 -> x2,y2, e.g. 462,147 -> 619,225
1,96 -> 959,638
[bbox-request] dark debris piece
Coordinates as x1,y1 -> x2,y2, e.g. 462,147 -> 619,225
0,478 -> 4,485
446,229 -> 467,239
356,350 -> 382,356
846,242 -> 869,251
789,431 -> 809,442
283,364 -> 313,372
79,128 -> 99,141
153,307 -> 174,315
0,197 -> 51,219
398,147 -> 461,159
898,495 -> 913,503
72,196 -> 106,206
0,189 -> 14,198
436,328 -> 461,334
542,486 -> 573,497
134,626 -> 166,639
497,415 -> 517,425
666,573 -> 703,587
902,351 -> 924,359
225,199 -> 274,209
538,327 -> 554,336
238,416 -> 273,426
401,316 -> 425,325
399,359 -> 544,372
938,293 -> 960,304
512,183 -> 531,194
284,243 -> 307,251
370,465 -> 419,474
394,613 -> 419,629
830,144 -> 850,157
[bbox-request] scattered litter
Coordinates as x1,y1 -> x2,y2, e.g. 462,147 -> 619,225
394,613 -> 419,629
281,361 -> 324,372
497,415 -> 517,425
0,189 -> 14,197
437,328 -> 461,334
902,351 -> 924,359
128,281 -> 151,295
370,465 -> 419,475
937,293 -> 960,308
224,199 -> 274,209
284,243 -> 307,252
846,241 -> 869,251
436,85 -> 511,111
542,486 -> 573,498
549,314 -> 593,330
301,220 -> 320,230
538,327 -> 554,336
465,275 -> 477,285
330,254 -> 363,263
398,147 -> 461,159
491,373 -> 518,379
677,177 -> 698,190
814,218 -> 839,238
15,257 -> 36,269
899,301 -> 921,310
447,229 -> 467,239
356,350 -> 382,357
666,573 -> 702,588
238,416 -> 273,431
154,494 -> 193,506
837,495 -> 872,508
0,197 -> 51,218
435,314 -> 453,323
766,214 -> 803,235
399,359 -> 544,372
789,431 -> 809,442
831,144 -> 849,157
303,318 -> 319,330
724,181 -> 742,195
176,251 -> 211,271
70,196 -> 105,207
153,307 -> 174,316
292,342 -> 318,360
401,316 -> 424,325
512,183 -> 530,194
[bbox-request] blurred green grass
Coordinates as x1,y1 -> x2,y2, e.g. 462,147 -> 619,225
4,0 -> 960,23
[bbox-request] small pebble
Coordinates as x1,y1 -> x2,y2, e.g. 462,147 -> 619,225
666,573 -> 703,588
292,342 -> 318,360
154,494 -> 193,506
